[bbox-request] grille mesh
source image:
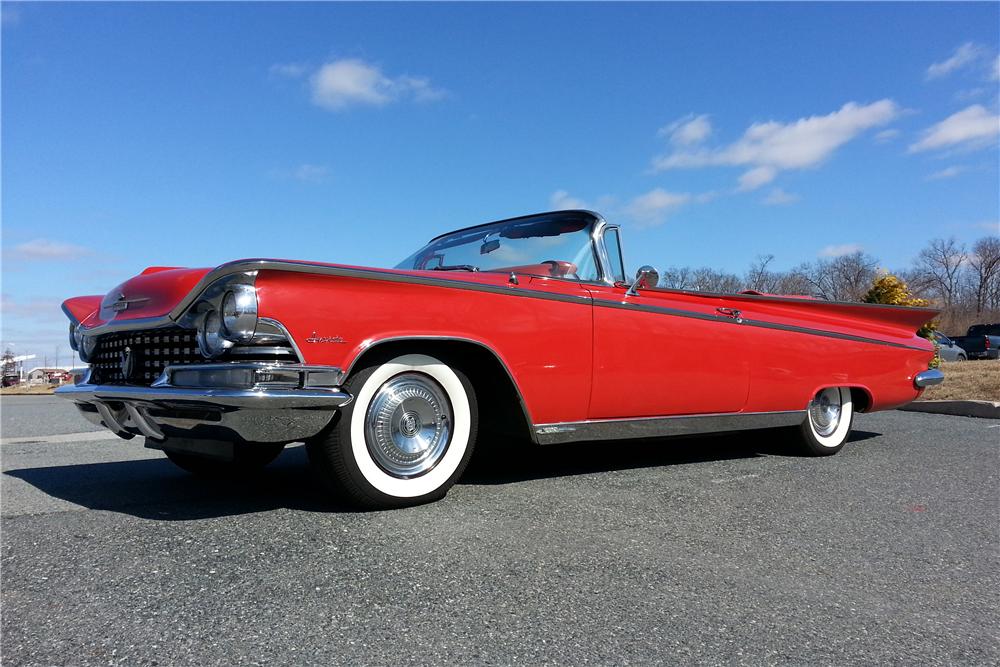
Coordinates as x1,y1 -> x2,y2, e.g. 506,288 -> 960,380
89,327 -> 298,386
90,329 -> 202,384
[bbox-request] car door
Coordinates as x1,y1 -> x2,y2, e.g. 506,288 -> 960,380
585,283 -> 751,420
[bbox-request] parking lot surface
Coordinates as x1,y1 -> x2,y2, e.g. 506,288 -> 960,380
2,395 -> 998,665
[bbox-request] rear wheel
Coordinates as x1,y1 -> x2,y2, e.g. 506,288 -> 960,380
306,353 -> 478,510
164,443 -> 285,477
795,387 -> 854,456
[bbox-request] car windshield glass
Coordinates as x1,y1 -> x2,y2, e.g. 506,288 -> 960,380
968,324 -> 1000,336
396,214 -> 600,281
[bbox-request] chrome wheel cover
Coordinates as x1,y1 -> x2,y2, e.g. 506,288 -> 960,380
364,372 -> 452,479
808,388 -> 843,438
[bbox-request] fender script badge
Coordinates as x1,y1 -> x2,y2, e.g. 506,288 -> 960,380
306,332 -> 345,344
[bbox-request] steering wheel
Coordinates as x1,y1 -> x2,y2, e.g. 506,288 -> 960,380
542,260 -> 579,280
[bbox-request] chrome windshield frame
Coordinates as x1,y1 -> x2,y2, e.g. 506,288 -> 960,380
413,209 -> 623,286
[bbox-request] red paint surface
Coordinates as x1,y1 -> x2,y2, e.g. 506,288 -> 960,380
63,261 -> 936,425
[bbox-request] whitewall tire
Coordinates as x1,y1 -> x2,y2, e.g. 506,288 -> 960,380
306,353 -> 478,509
796,387 -> 854,456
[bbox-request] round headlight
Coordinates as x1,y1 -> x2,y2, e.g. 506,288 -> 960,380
221,285 -> 258,342
70,323 -> 83,352
197,310 -> 233,358
80,334 -> 98,363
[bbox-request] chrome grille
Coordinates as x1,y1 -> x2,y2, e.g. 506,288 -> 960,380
89,328 -> 298,385
90,329 -> 201,384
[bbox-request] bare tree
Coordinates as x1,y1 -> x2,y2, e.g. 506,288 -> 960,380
967,236 -> 1000,315
796,252 -> 878,301
744,254 -> 778,293
914,237 -> 967,308
659,266 -> 694,290
691,267 -> 742,293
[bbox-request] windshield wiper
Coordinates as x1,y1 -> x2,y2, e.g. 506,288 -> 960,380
430,264 -> 479,272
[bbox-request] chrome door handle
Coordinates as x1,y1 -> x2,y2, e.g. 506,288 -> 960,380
716,307 -> 743,323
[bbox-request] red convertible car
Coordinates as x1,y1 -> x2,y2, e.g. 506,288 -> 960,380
59,210 -> 942,508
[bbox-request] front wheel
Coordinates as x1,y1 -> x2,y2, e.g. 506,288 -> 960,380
306,354 -> 478,509
794,387 -> 854,456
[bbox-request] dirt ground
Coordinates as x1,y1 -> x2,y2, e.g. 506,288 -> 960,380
919,359 -> 1000,402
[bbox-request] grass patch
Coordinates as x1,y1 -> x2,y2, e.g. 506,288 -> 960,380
919,359 -> 1000,402
0,384 -> 58,395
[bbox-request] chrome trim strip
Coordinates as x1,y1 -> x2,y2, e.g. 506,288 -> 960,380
914,369 -> 945,388
152,361 -> 346,388
69,250 -> 926,355
426,208 -> 603,244
256,317 -> 305,363
184,261 -> 926,351
74,260 -> 927,351
534,410 -> 807,445
591,298 -> 926,351
646,286 -> 940,316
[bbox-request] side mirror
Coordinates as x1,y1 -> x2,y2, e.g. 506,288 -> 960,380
626,265 -> 659,296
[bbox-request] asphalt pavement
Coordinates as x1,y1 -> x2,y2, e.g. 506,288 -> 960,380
2,395 -> 998,665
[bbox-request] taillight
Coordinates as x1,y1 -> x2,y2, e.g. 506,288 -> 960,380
986,336 -> 991,350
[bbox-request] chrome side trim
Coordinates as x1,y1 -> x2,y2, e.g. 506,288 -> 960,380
256,317 -> 305,362
645,285 -> 941,316
914,369 -> 945,388
534,410 -> 807,445
70,260 -> 926,354
591,298 -> 926,351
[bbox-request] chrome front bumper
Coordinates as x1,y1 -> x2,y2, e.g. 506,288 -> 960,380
56,363 -> 352,444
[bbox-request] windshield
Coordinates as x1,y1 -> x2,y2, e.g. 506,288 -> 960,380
968,324 -> 1000,336
395,214 -> 600,281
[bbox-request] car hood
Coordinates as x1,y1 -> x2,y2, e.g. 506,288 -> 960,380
68,266 -> 212,328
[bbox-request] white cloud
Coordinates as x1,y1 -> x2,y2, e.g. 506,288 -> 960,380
309,58 -> 445,111
761,188 -> 800,206
909,105 -> 1000,153
925,165 -> 964,181
269,62 -> 308,79
737,165 -> 777,192
624,189 -> 690,228
819,243 -> 864,258
549,190 -> 588,210
874,128 -> 900,143
659,114 -> 712,146
926,42 -> 988,80
993,54 -> 1000,81
12,239 -> 91,261
653,100 -> 899,190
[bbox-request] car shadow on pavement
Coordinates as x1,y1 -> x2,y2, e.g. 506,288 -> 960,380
5,429 -> 882,520
4,445 -> 353,520
462,427 -> 882,485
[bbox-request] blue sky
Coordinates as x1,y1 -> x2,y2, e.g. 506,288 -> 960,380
2,2 -> 999,365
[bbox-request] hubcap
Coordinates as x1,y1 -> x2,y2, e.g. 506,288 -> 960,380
365,372 -> 452,478
808,388 -> 842,438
